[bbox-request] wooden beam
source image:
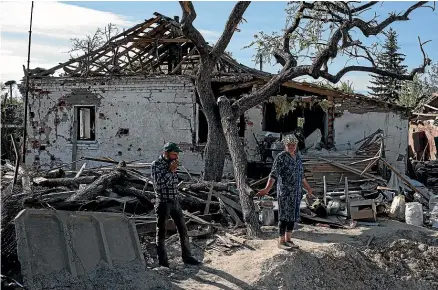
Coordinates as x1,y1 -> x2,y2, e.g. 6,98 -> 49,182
424,104 -> 438,111
318,157 -> 386,182
218,80 -> 264,94
204,183 -> 214,215
345,177 -> 350,218
380,158 -> 430,200
170,46 -> 197,74
34,18 -> 161,77
133,38 -> 191,44
412,112 -> 438,117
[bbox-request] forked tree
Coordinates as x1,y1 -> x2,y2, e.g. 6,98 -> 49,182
179,1 -> 434,236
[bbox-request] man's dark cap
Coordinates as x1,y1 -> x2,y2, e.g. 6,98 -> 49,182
164,142 -> 182,153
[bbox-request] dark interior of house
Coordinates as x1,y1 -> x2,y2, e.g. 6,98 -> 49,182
262,102 -> 326,142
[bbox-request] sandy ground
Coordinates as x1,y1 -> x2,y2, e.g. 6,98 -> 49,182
143,220 -> 438,290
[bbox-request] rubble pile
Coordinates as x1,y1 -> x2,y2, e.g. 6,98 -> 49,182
412,159 -> 438,192
2,128 -> 438,288
0,157 -> 247,278
254,230 -> 438,290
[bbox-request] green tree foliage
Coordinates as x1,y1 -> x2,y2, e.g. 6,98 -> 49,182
425,61 -> 438,92
315,80 -> 355,94
368,28 -> 407,102
397,60 -> 438,109
397,75 -> 430,108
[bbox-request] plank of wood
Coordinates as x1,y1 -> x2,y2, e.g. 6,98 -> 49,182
214,191 -> 242,212
250,176 -> 269,187
349,156 -> 379,165
412,112 -> 438,117
215,234 -> 235,248
323,176 -> 327,206
71,110 -> 78,171
345,177 -> 351,219
204,183 -> 214,215
75,163 -> 87,178
380,158 -> 430,200
300,213 -> 346,228
219,199 -> 243,227
318,157 -> 386,182
224,232 -> 247,245
183,211 -> 218,227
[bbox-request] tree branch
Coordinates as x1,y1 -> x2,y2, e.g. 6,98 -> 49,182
329,1 -> 379,14
350,1 -> 379,13
352,1 -> 429,37
321,39 -> 430,84
283,1 -> 315,61
211,1 -> 251,58
233,62 -> 311,115
179,1 -> 210,56
319,64 -> 427,84
310,1 -> 429,77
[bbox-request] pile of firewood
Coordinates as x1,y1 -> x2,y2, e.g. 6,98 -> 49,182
1,161 -> 247,218
1,158 -> 248,275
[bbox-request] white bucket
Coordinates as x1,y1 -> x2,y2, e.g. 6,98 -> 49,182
405,202 -> 423,226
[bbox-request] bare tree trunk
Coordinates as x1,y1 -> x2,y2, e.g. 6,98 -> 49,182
196,59 -> 227,181
204,117 -> 227,181
217,96 -> 261,237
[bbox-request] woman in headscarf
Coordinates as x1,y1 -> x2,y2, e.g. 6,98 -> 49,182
258,134 -> 314,250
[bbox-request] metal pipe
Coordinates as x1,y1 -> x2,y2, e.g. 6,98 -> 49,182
22,1 -> 34,164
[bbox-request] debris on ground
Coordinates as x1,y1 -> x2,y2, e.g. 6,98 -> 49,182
2,128 -> 438,289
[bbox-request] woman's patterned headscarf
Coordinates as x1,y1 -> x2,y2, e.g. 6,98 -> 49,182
282,134 -> 298,145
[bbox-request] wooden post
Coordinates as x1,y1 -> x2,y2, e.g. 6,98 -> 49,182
71,107 -> 78,171
345,177 -> 350,219
323,176 -> 327,206
75,162 -> 87,178
204,183 -> 213,215
11,135 -> 20,186
21,1 -> 34,163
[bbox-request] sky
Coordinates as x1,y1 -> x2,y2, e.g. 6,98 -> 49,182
1,1 -> 438,95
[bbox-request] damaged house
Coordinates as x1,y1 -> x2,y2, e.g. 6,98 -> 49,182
408,93 -> 438,193
409,92 -> 438,161
25,13 -> 409,190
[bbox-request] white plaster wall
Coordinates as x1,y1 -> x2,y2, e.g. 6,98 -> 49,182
25,76 -> 212,174
333,110 -> 408,173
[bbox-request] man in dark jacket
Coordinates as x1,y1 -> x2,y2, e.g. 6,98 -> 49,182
151,142 -> 201,267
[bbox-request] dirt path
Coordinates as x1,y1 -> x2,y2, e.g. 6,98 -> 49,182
146,220 -> 438,290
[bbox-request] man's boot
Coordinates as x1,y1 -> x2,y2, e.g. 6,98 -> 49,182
180,232 -> 201,265
183,256 -> 201,266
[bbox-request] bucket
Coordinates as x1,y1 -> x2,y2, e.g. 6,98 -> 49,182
405,202 -> 423,226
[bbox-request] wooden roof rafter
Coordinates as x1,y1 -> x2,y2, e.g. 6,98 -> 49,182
33,12 -> 266,78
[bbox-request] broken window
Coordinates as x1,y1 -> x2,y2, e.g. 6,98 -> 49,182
76,106 -> 96,141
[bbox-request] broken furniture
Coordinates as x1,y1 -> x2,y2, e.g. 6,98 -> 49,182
349,199 -> 377,221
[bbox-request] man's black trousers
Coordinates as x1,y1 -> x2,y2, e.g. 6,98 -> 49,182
155,200 -> 192,264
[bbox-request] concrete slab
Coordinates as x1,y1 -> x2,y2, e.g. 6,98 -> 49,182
15,209 -> 145,290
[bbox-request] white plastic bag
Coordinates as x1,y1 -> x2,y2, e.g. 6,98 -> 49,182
405,202 -> 423,226
389,195 -> 406,221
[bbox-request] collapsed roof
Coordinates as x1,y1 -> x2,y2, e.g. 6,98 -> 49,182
30,12 -> 406,112
33,12 -> 267,78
